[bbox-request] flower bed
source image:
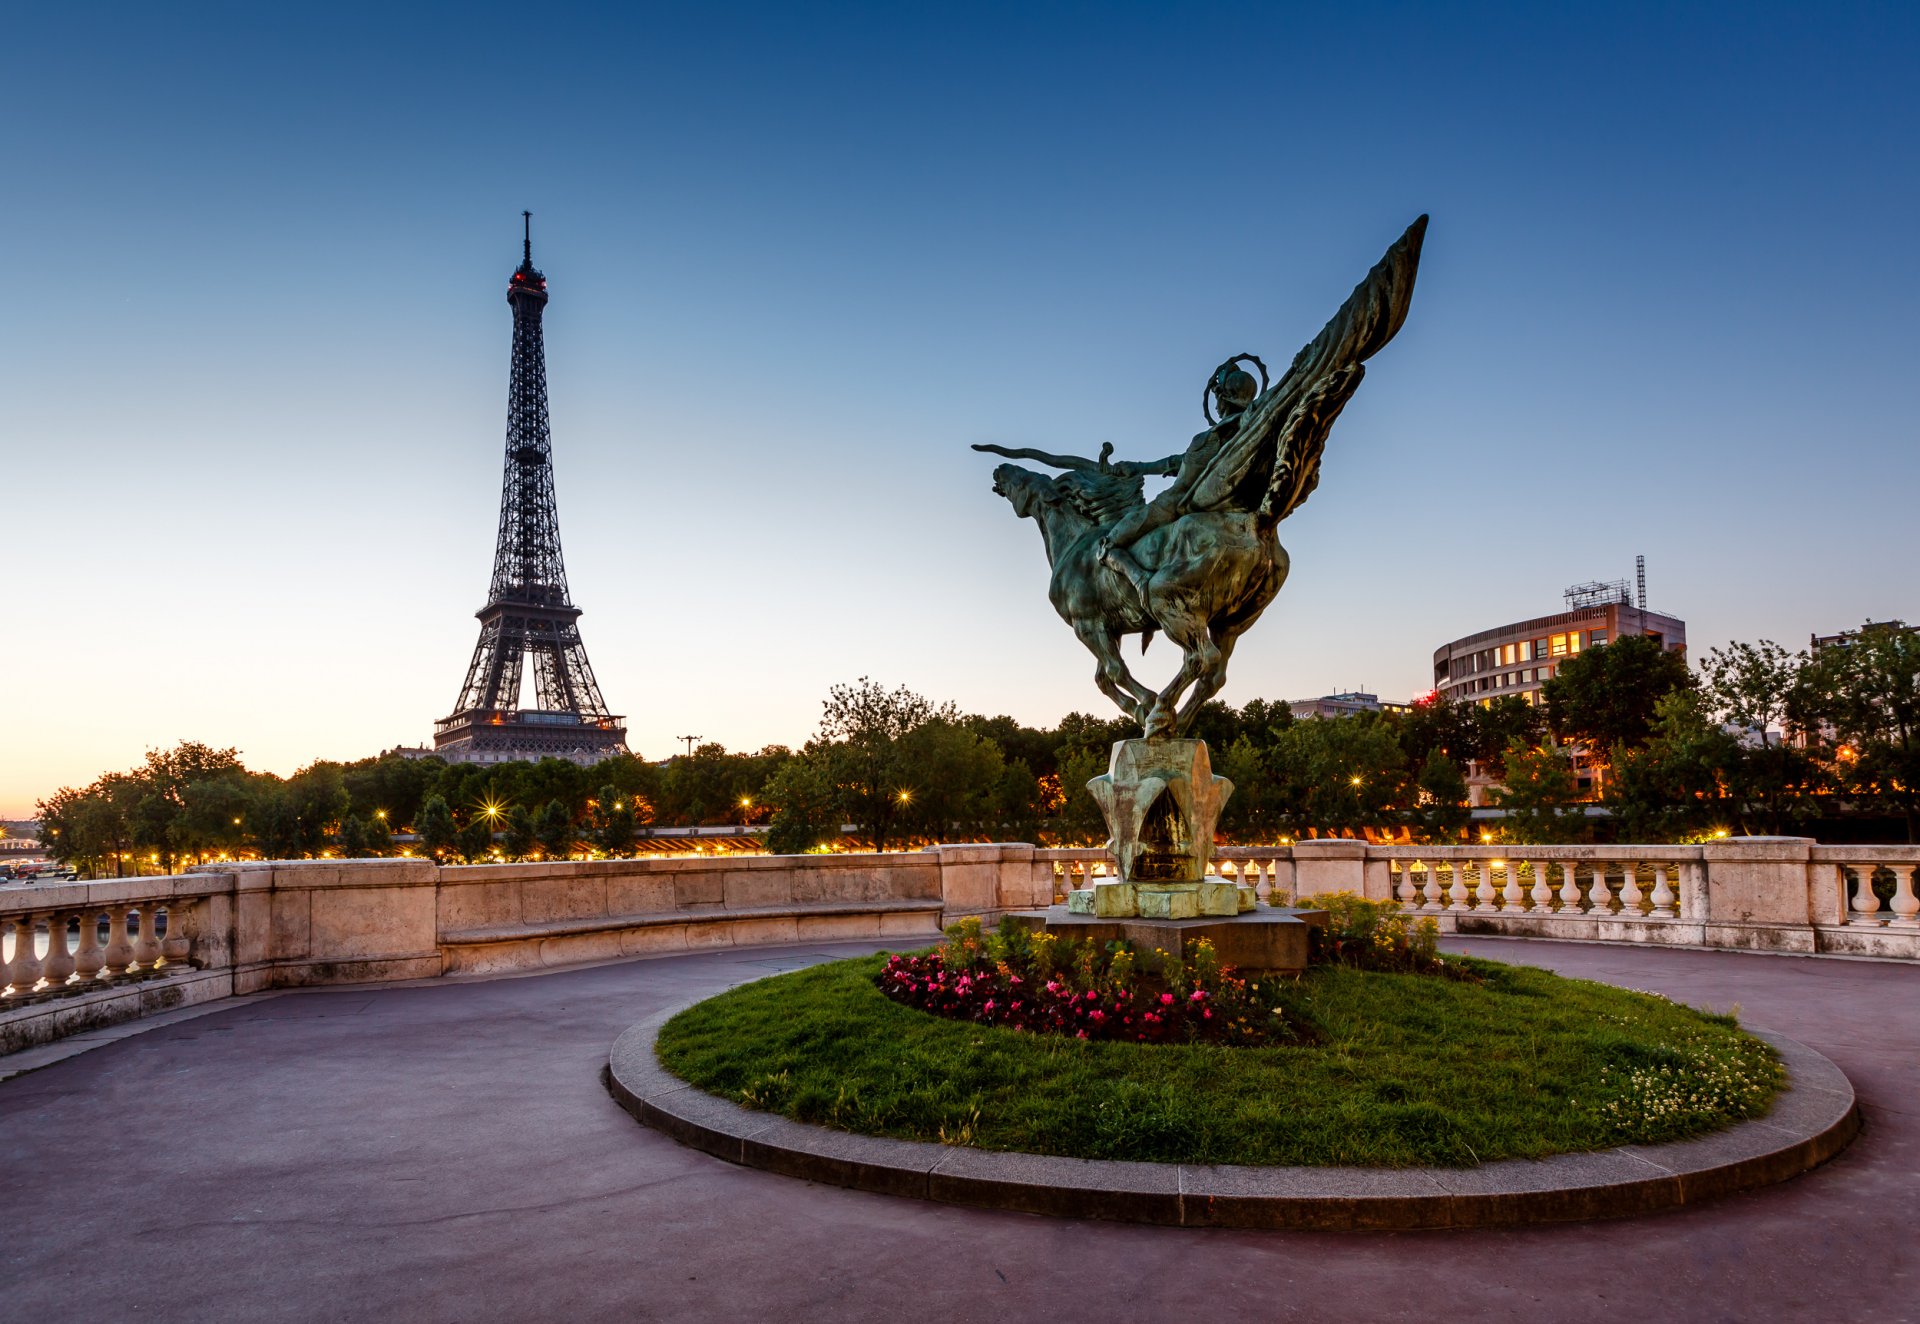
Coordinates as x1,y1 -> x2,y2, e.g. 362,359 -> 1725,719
875,896 -> 1473,1048
876,923 -> 1314,1047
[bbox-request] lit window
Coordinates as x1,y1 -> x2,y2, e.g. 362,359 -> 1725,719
1551,633 -> 1569,656
1568,632 -> 1582,654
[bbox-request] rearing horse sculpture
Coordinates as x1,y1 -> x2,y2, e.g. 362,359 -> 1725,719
977,216 -> 1426,737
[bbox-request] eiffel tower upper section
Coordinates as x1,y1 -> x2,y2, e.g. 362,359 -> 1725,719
433,215 -> 628,766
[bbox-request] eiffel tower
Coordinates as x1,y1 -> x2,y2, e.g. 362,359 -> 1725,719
434,214 -> 628,766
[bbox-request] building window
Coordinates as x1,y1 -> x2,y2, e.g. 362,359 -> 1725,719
1568,632 -> 1582,654
1590,630 -> 1609,647
1550,633 -> 1569,656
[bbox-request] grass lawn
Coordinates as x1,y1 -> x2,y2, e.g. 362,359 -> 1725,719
655,953 -> 1784,1167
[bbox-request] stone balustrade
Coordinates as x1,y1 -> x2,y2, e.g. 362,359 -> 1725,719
8,836 -> 1920,1058
0,874 -> 236,1055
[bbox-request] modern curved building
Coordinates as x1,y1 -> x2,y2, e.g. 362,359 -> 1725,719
1432,599 -> 1686,708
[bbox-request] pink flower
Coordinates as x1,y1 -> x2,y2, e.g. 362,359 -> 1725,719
1189,990 -> 1207,1002
1045,981 -> 1060,994
984,999 -> 996,1012
1160,993 -> 1175,1006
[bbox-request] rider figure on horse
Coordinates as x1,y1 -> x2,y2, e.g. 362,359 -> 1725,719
1095,359 -> 1263,610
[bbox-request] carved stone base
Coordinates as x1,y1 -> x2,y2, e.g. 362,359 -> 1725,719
1081,739 -> 1234,920
1005,905 -> 1328,974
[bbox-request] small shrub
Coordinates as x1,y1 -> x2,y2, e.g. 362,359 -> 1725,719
1309,891 -> 1468,978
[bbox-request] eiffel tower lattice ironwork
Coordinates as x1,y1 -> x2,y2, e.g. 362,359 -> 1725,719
434,214 -> 628,766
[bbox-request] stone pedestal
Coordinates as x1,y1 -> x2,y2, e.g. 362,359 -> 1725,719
1077,738 -> 1236,919
1006,905 -> 1328,974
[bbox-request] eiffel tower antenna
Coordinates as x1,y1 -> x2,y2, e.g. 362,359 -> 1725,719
433,217 -> 628,766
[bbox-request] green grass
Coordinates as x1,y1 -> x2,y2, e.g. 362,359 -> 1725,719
655,953 -> 1785,1168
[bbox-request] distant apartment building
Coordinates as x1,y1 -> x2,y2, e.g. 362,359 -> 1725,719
1811,620 -> 1914,652
1288,691 -> 1411,720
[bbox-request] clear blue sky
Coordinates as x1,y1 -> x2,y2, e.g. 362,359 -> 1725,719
4,2 -> 1916,813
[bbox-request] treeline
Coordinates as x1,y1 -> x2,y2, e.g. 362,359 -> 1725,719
34,677 -> 1535,874
1545,625 -> 1920,844
36,622 -> 1920,874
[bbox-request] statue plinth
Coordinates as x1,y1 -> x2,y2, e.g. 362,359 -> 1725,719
1071,739 -> 1252,919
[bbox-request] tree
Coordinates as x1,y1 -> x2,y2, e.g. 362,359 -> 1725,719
503,805 -> 537,860
1804,623 -> 1920,840
1489,739 -> 1585,844
816,678 -> 954,852
1412,749 -> 1470,844
456,817 -> 495,864
1460,696 -> 1545,774
417,796 -> 459,860
1701,640 -> 1812,746
1264,714 -> 1409,838
1542,635 -> 1693,755
341,754 -> 443,833
589,784 -> 637,857
764,758 -> 843,855
534,800 -> 577,859
1051,745 -> 1111,844
1605,689 -> 1740,841
336,815 -> 384,858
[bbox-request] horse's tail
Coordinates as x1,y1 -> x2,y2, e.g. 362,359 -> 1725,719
1141,627 -> 1155,654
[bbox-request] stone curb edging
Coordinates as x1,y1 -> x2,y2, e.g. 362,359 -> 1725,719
605,998 -> 1860,1231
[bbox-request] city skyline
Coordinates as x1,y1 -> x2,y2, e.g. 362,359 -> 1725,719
6,3 -> 1918,815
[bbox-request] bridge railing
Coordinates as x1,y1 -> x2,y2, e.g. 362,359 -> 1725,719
8,838 -> 1920,1060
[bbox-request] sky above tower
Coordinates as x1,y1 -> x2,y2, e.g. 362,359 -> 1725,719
3,2 -> 1917,813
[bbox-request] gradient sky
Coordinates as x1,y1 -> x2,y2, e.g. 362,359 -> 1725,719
4,2 -> 1917,814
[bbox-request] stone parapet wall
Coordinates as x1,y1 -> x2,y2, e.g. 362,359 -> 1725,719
6,837 -> 1920,1057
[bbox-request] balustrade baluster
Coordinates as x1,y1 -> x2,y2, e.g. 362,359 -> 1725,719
1448,864 -> 1469,912
1397,862 -> 1420,908
1254,859 -> 1273,905
1473,862 -> 1497,913
1888,866 -> 1920,929
1588,865 -> 1614,915
130,901 -> 160,963
4,914 -> 42,997
161,900 -> 195,971
104,905 -> 135,976
1530,860 -> 1555,911
1848,866 -> 1885,926
1649,864 -> 1677,918
1422,863 -> 1444,910
42,911 -> 76,990
1618,863 -> 1646,917
73,908 -> 106,983
1558,861 -> 1583,914
1493,860 -> 1517,911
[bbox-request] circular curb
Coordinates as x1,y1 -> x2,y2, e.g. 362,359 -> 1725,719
605,991 -> 1861,1232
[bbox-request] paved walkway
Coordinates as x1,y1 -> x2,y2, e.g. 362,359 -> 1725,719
1,938 -> 1912,1323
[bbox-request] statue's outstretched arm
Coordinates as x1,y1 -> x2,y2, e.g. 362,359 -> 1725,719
1109,454 -> 1182,478
971,442 -> 1109,473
